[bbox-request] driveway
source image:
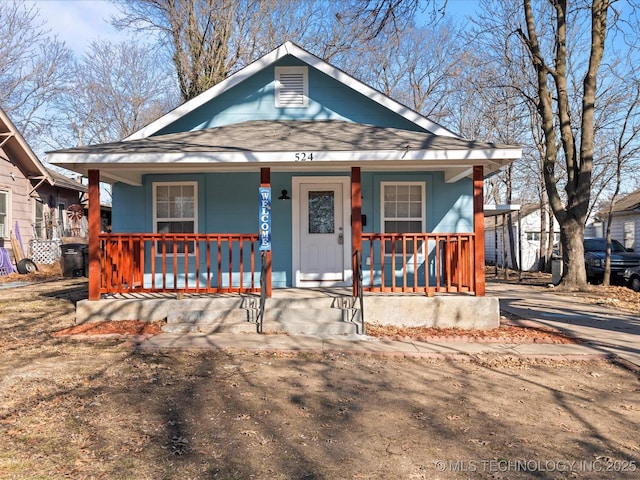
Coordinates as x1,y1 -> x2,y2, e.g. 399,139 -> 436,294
487,280 -> 640,367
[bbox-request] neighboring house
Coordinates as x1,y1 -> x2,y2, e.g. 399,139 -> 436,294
48,42 -> 521,327
0,107 -> 87,267
484,203 -> 560,271
588,189 -> 640,254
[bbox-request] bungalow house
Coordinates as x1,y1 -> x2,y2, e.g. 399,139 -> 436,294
0,107 -> 87,273
587,189 -> 640,253
47,42 -> 521,331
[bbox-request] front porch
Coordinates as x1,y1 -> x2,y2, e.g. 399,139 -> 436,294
84,166 -> 487,300
75,165 -> 498,331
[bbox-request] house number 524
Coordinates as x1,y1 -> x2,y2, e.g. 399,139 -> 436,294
294,152 -> 313,161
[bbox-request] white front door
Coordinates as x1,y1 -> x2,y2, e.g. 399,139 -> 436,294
293,177 -> 351,286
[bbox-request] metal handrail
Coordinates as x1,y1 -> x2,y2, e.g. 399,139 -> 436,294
355,249 -> 365,334
256,251 -> 267,333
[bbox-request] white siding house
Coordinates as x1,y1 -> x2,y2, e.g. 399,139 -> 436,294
485,204 -> 560,271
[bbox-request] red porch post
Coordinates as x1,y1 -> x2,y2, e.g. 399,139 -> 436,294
351,167 -> 362,296
260,167 -> 272,297
88,169 -> 100,300
473,165 -> 485,296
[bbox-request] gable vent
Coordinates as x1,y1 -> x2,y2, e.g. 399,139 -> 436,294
275,67 -> 308,108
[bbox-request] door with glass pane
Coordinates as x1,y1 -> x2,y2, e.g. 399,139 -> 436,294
299,183 -> 344,281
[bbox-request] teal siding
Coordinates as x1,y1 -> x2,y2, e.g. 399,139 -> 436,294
112,171 -> 472,288
155,57 -> 425,135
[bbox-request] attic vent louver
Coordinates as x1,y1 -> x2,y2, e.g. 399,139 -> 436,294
275,66 -> 308,108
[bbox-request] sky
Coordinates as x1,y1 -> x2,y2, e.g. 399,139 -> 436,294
30,0 -> 124,55
31,0 -> 479,56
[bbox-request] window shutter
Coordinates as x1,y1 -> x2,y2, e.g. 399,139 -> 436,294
275,67 -> 308,108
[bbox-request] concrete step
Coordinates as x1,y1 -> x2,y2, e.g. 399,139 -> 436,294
162,296 -> 363,337
261,308 -> 362,336
163,320 -> 258,334
166,308 -> 250,324
163,307 -> 258,334
265,296 -> 355,310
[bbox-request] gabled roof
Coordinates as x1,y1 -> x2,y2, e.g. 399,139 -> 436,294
1,107 -> 86,194
125,41 -> 460,141
46,168 -> 88,193
0,107 -> 52,184
612,188 -> 640,213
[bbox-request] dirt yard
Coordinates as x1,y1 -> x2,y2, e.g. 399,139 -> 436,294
1,277 -> 639,479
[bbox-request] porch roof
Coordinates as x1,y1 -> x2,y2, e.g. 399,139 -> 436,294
47,120 -> 521,186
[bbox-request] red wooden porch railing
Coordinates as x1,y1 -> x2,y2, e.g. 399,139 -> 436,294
99,233 -> 261,295
361,233 -> 476,294
98,232 -> 475,296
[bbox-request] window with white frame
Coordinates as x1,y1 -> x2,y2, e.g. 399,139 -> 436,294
0,190 -> 7,238
381,182 -> 425,253
624,221 -> 635,250
526,232 -> 541,241
34,199 -> 45,239
153,182 -> 197,254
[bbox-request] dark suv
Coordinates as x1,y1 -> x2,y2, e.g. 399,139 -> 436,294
584,238 -> 640,284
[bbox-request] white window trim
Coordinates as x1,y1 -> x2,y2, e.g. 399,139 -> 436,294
34,198 -> 45,240
275,66 -> 309,108
379,181 -> 427,262
0,190 -> 9,239
152,181 -> 198,256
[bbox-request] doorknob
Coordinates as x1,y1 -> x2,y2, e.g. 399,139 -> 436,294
338,233 -> 344,245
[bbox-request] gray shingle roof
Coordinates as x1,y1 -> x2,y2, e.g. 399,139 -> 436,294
612,188 -> 640,213
52,120 -> 516,155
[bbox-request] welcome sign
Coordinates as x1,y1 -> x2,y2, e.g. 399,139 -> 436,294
259,187 -> 271,251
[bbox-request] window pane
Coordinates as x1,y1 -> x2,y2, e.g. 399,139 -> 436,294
169,202 -> 181,218
156,221 -> 194,233
0,192 -> 7,213
182,200 -> 194,218
409,202 -> 421,217
182,185 -> 194,198
157,202 -> 169,218
383,185 -> 396,201
397,202 -> 410,218
156,186 -> 168,202
156,221 -> 195,253
385,220 -> 422,234
384,201 -> 396,217
169,185 -> 181,203
308,191 -> 334,234
410,185 -> 422,201
396,185 -> 410,201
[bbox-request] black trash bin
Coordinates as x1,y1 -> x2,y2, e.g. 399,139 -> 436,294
82,245 -> 89,277
60,243 -> 86,277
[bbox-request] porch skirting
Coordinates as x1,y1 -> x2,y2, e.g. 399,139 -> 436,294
75,292 -> 499,330
362,296 -> 499,330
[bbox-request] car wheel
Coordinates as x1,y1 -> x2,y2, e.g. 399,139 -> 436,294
631,275 -> 640,293
16,258 -> 38,274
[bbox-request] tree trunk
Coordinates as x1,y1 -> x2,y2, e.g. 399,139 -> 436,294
560,217 -> 587,288
545,206 -> 555,273
538,202 -> 548,271
505,165 -> 519,272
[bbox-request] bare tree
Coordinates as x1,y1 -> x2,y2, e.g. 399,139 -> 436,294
111,0 -> 376,101
600,66 -> 640,285
53,41 -> 178,147
0,0 -> 72,151
346,20 -> 468,124
516,0 -> 612,288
